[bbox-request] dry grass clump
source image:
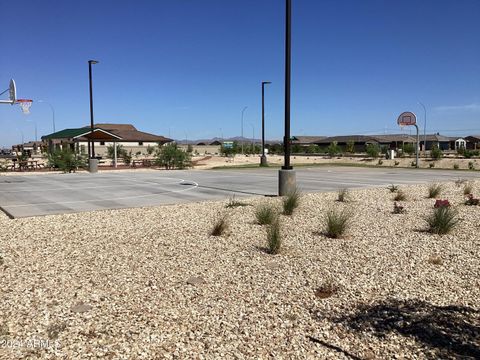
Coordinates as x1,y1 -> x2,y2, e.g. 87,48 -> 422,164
387,184 -> 399,193
428,183 -> 443,198
282,188 -> 301,215
427,255 -> 443,265
463,182 -> 473,195
325,208 -> 351,238
225,195 -> 249,208
266,216 -> 282,254
337,188 -> 348,202
394,190 -> 407,201
425,207 -> 459,235
255,203 -> 277,225
210,215 -> 228,236
314,279 -> 339,299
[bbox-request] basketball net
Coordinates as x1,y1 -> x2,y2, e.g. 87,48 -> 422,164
16,99 -> 33,114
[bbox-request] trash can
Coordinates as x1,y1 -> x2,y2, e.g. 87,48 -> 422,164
88,158 -> 98,173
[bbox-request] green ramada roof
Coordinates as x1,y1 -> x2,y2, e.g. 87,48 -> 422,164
41,128 -> 121,140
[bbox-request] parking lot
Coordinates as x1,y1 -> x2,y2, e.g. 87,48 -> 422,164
1,166 -> 478,218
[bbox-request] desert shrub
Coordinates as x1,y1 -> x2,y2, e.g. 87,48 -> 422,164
428,183 -> 443,198
282,188 -> 301,215
47,148 -> 86,173
210,215 -> 228,236
325,208 -> 351,238
431,145 -> 443,160
255,204 -> 277,225
465,194 -> 480,206
377,159 -> 383,165
429,162 -> 435,168
155,143 -> 192,169
394,190 -> 406,201
393,202 -> 406,214
327,141 -> 340,157
402,143 -> 415,155
146,145 -> 155,155
266,216 -> 281,254
225,195 -> 249,208
463,182 -> 473,195
411,161 -> 416,167
394,160 -> 400,166
337,188 -> 348,202
425,207 -> 458,235
428,255 -> 443,265
345,140 -> 355,154
453,163 -> 459,170
434,199 -> 451,208
468,161 -> 475,170
387,184 -> 399,193
366,143 -> 380,158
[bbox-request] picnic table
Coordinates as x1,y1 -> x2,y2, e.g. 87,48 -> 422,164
131,159 -> 153,168
17,160 -> 42,171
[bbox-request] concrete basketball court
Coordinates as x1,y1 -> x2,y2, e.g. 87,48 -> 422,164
0,166 -> 478,218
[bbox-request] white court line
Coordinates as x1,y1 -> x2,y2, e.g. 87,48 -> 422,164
4,180 -> 199,208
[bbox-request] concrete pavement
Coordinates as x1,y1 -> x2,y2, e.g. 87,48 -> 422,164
0,166 -> 478,218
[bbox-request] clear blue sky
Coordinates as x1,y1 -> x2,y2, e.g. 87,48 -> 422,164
1,0 -> 480,147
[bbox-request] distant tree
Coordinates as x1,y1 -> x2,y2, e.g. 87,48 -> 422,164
402,143 -> 415,156
366,143 -> 381,158
47,147 -> 86,173
306,144 -> 319,154
267,143 -> 283,155
345,140 -> 355,153
146,145 -> 155,155
431,144 -> 443,160
327,141 -> 340,157
107,144 -> 127,159
155,143 -> 192,169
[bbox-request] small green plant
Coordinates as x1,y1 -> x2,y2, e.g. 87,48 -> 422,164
225,195 -> 249,208
282,188 -> 301,215
428,183 -> 443,198
429,162 -> 435,168
266,217 -> 281,254
255,204 -> 277,225
325,208 -> 350,238
431,145 -> 443,160
337,188 -> 348,202
463,182 -> 473,195
468,161 -> 475,170
366,143 -> 380,158
210,215 -> 228,236
394,160 -> 400,166
326,141 -> 340,157
387,184 -> 399,193
453,163 -> 459,170
425,207 -> 458,235
394,190 -> 406,201
377,159 -> 383,165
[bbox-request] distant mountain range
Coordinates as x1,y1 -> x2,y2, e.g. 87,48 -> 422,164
174,136 -> 281,145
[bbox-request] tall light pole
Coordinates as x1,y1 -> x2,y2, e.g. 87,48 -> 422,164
88,60 -> 99,172
261,81 -> 271,166
249,122 -> 255,152
38,100 -> 56,133
241,106 -> 248,154
418,102 -> 427,157
279,0 -> 296,195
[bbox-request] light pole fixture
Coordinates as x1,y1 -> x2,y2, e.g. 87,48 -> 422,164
88,60 -> 99,159
418,101 -> 427,157
278,0 -> 296,195
249,122 -> 255,151
260,81 -> 271,166
38,100 -> 56,133
241,106 -> 248,154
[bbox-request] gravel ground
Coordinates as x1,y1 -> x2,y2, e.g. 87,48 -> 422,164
0,180 -> 479,359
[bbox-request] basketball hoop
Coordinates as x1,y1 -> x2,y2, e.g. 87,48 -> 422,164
16,99 -> 33,114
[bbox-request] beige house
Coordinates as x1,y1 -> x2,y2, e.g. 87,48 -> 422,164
42,123 -> 172,157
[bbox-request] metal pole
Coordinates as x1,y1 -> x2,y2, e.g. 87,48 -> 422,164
38,101 -> 56,133
114,141 -> 117,168
241,106 -> 247,154
283,0 -> 292,170
88,60 -> 98,158
414,124 -> 419,168
278,0 -> 296,195
261,81 -> 271,166
418,102 -> 427,157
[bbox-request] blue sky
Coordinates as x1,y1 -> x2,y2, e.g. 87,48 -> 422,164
1,0 -> 480,147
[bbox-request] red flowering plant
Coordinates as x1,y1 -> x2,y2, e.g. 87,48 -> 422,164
434,199 -> 451,208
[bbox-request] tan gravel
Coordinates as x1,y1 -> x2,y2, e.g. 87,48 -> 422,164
0,180 -> 479,359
